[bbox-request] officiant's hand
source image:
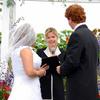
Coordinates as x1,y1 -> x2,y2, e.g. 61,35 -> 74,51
56,66 -> 61,74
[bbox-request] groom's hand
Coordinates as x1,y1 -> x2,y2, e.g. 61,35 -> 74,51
56,66 -> 61,74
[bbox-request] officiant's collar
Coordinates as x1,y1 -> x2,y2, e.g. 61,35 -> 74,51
44,47 -> 61,57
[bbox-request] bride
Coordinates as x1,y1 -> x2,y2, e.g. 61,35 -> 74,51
7,23 -> 48,100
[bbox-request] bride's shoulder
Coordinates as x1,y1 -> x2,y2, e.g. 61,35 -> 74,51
19,46 -> 33,52
13,46 -> 32,56
18,46 -> 32,50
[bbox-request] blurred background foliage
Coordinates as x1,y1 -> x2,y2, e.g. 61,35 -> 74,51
34,29 -> 73,51
0,32 -> 1,44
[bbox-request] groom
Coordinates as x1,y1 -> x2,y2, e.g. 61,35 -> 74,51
56,4 -> 99,100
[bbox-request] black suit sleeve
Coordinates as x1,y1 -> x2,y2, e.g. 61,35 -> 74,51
60,32 -> 84,76
58,49 -> 66,64
37,49 -> 42,56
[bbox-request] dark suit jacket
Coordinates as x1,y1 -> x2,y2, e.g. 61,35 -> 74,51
37,48 -> 65,100
60,24 -> 99,100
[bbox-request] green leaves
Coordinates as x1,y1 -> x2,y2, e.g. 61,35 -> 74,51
34,30 -> 72,51
7,0 -> 15,8
34,33 -> 47,51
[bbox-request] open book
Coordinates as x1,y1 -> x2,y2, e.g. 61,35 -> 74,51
42,56 -> 60,74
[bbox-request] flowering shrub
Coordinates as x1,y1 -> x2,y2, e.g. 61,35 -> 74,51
97,76 -> 100,100
0,80 -> 11,100
0,61 -> 14,100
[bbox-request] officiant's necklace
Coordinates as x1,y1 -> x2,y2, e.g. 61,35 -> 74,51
49,47 -> 57,55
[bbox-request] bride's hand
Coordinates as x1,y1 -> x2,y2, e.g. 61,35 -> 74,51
37,64 -> 49,77
41,64 -> 49,71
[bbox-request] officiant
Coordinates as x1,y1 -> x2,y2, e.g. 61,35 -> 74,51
37,27 -> 65,100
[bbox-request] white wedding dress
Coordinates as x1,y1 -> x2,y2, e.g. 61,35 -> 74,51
8,46 -> 42,100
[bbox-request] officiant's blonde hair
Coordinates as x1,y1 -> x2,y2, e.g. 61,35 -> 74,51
45,27 -> 58,38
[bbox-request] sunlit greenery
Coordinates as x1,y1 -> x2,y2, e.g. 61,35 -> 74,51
34,30 -> 73,51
